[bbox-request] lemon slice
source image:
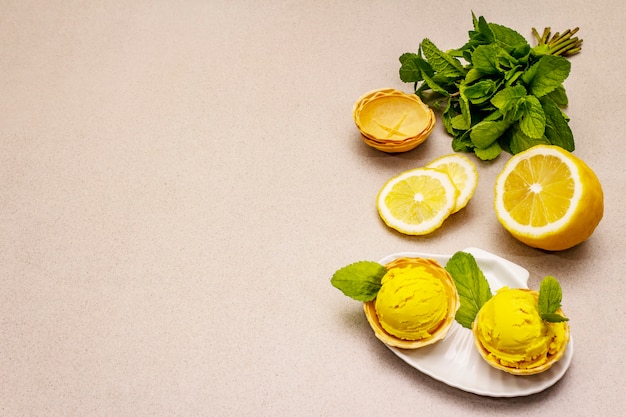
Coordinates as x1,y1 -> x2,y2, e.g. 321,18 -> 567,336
426,153 -> 478,213
377,168 -> 458,235
494,145 -> 604,251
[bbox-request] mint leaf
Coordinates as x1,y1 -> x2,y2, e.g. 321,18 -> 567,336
474,14 -> 495,43
445,251 -> 493,329
472,44 -> 500,75
526,55 -> 571,98
330,261 -> 387,302
442,100 -> 458,134
451,131 -> 474,152
542,97 -> 575,151
546,84 -> 568,107
470,119 -> 511,149
474,140 -> 502,160
463,79 -> 498,104
518,95 -> 546,138
421,38 -> 466,76
421,69 -> 451,96
508,124 -> 550,154
491,84 -> 527,113
464,67 -> 483,84
538,276 -> 569,322
489,22 -> 528,50
399,53 -> 426,83
538,275 -> 563,314
541,313 -> 569,323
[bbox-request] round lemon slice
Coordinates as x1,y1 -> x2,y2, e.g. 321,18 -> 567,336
494,145 -> 604,251
426,153 -> 479,213
377,168 -> 458,235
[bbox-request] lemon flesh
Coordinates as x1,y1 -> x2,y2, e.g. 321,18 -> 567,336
427,153 -> 478,213
377,168 -> 458,235
495,145 -> 603,251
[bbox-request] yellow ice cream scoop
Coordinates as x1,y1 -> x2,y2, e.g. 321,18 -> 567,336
364,257 -> 459,349
472,287 -> 570,375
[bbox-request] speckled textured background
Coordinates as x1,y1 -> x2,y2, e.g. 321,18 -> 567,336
2,1 -> 624,415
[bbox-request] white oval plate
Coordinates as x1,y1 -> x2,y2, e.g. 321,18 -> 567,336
376,247 -> 574,397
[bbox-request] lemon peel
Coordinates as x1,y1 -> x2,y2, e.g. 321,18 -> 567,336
376,167 -> 458,235
426,153 -> 479,213
494,145 -> 603,251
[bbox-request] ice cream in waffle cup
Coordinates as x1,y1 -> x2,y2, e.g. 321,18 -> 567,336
363,257 -> 459,349
472,288 -> 571,375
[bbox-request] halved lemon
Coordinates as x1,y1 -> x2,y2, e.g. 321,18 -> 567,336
426,153 -> 478,213
494,145 -> 604,251
377,168 -> 458,235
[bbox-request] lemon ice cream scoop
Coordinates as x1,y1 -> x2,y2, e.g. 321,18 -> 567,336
473,287 -> 570,375
364,257 -> 459,349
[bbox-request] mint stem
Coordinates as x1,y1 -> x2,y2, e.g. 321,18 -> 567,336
533,26 -> 582,57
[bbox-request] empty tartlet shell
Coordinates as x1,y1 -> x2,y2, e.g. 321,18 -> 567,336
353,88 -> 435,153
363,257 -> 460,349
471,289 -> 571,375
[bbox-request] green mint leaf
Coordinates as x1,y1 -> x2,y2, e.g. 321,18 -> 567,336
442,100 -> 457,134
488,22 -> 531,60
451,114 -> 469,130
494,48 -> 519,72
451,131 -> 474,152
464,68 -> 484,84
541,312 -> 569,323
538,276 -> 569,323
463,79 -> 498,104
505,68 -> 524,86
538,276 -> 563,315
470,119 -> 511,149
519,95 -> 546,139
399,53 -> 426,83
475,14 -> 495,43
541,97 -> 575,151
471,44 -> 500,75
489,22 -> 528,49
490,84 -> 527,113
526,55 -> 571,98
546,85 -> 568,107
450,95 -> 471,130
508,124 -> 550,154
422,70 -> 451,96
458,93 -> 471,128
421,38 -> 466,76
330,261 -> 387,302
474,140 -> 502,160
520,62 -> 538,85
445,251 -> 493,329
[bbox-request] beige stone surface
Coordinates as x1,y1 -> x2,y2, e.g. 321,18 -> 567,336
1,1 -> 625,415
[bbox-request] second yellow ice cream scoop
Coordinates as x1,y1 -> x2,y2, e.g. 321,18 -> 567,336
472,287 -> 570,375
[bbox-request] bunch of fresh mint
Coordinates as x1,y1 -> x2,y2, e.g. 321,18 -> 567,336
399,13 -> 582,160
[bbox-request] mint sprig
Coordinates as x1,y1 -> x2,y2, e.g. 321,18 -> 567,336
445,251 -> 493,329
538,276 -> 569,322
330,261 -> 387,302
399,12 -> 580,160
